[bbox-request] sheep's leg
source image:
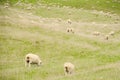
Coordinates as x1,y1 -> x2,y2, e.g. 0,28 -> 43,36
64,68 -> 69,75
64,71 -> 67,76
69,71 -> 72,74
25,61 -> 27,67
28,62 -> 31,67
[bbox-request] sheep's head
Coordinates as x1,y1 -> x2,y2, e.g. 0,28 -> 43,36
26,59 -> 29,63
65,66 -> 69,73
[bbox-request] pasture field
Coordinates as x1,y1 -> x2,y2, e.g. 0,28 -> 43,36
0,0 -> 120,80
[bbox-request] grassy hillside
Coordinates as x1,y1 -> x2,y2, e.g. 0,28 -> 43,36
0,0 -> 120,80
1,0 -> 120,23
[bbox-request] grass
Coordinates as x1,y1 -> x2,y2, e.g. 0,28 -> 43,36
41,0 -> 120,14
1,0 -> 119,14
0,0 -> 120,80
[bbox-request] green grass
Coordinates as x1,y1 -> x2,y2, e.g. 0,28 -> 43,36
2,0 -> 119,14
0,1 -> 120,80
41,0 -> 120,14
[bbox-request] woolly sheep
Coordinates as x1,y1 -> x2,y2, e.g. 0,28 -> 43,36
93,31 -> 100,36
68,12 -> 71,15
64,62 -> 75,75
57,18 -> 62,22
26,6 -> 32,10
4,6 -> 9,8
109,31 -> 115,36
4,3 -> 9,8
67,19 -> 72,24
25,53 -> 42,67
47,7 -> 50,10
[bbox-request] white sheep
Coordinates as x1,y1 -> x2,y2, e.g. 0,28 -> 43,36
4,3 -> 9,8
4,5 -> 9,8
109,31 -> 115,36
68,12 -> 71,15
47,7 -> 50,10
57,18 -> 62,22
93,31 -> 100,36
64,62 -> 75,75
25,53 -> 42,67
67,19 -> 72,24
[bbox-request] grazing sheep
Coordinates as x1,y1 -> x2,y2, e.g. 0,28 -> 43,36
47,7 -> 50,10
92,22 -> 96,24
93,31 -> 100,36
67,19 -> 72,24
26,6 -> 32,10
64,62 -> 75,75
57,18 -> 62,22
67,28 -> 74,33
109,31 -> 115,36
4,6 -> 9,8
4,3 -> 9,8
25,53 -> 42,67
68,12 -> 71,15
26,4 -> 33,10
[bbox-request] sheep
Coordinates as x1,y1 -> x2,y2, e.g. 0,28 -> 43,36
68,12 -> 71,15
109,31 -> 115,36
64,62 -> 75,75
4,3 -> 9,8
47,7 -> 50,10
25,53 -> 42,67
92,22 -> 96,24
26,6 -> 32,10
4,6 -> 9,8
67,28 -> 74,33
93,31 -> 100,36
67,19 -> 72,24
57,18 -> 62,22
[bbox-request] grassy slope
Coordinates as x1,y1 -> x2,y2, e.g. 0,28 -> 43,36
0,1 -> 120,80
